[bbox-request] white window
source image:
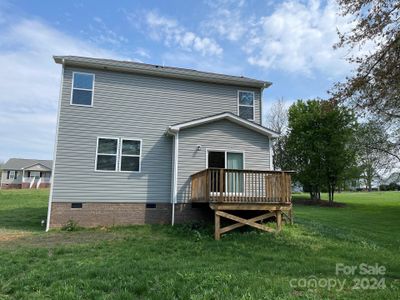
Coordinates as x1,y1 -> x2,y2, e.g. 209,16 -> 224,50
9,170 -> 15,180
71,72 -> 95,106
30,171 -> 40,178
120,139 -> 141,172
238,91 -> 255,121
95,138 -> 119,171
95,137 -> 142,172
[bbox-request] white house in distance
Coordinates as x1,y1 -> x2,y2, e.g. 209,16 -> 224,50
0,158 -> 53,189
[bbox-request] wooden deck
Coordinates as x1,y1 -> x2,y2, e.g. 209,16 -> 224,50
191,168 -> 294,239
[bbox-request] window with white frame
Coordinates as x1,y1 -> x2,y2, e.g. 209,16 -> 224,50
95,137 -> 142,172
120,139 -> 141,172
238,91 -> 255,121
9,170 -> 15,180
96,138 -> 119,171
71,72 -> 95,106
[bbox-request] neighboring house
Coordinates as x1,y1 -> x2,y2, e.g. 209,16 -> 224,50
47,56 -> 288,231
1,158 -> 53,189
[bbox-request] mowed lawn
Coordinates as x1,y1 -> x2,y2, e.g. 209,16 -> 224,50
0,190 -> 399,299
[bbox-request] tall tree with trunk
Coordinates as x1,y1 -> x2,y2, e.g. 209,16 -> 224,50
265,97 -> 288,134
355,121 -> 394,191
265,98 -> 288,170
331,0 -> 400,161
285,99 -> 357,204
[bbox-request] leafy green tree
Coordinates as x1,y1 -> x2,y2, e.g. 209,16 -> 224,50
331,0 -> 400,162
355,121 -> 394,191
284,99 -> 357,204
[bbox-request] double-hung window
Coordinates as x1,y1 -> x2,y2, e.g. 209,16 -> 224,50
9,170 -> 15,180
71,72 -> 95,106
238,91 -> 255,121
96,138 -> 119,171
95,137 -> 142,172
120,139 -> 141,172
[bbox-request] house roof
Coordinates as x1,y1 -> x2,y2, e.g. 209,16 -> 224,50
54,56 -> 272,89
1,158 -> 53,170
167,112 -> 279,138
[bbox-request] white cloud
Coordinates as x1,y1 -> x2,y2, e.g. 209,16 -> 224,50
247,0 -> 354,76
204,0 -> 355,77
143,11 -> 223,56
87,16 -> 129,47
0,17 -> 122,161
202,0 -> 248,42
135,47 -> 150,59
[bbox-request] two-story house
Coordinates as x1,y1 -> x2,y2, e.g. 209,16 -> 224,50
47,56 -> 293,237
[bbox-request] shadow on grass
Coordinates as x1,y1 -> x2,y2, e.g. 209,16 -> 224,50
0,207 -> 47,232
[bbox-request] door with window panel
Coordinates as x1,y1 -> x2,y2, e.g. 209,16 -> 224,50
227,152 -> 244,193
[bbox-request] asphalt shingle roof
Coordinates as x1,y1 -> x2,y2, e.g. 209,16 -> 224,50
2,158 -> 53,170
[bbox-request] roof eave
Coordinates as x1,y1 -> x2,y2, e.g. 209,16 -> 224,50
54,56 -> 271,89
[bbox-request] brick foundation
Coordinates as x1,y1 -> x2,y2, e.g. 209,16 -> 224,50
21,183 -> 50,189
1,183 -> 51,189
0,183 -> 22,189
49,202 -> 212,228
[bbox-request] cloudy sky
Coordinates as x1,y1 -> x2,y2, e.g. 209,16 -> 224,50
0,0 -> 356,162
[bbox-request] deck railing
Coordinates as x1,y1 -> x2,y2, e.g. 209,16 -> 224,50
191,168 -> 293,204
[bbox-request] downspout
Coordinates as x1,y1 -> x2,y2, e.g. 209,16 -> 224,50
269,137 -> 274,171
170,130 -> 179,226
46,59 -> 64,232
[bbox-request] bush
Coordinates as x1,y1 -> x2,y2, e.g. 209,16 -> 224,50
61,219 -> 80,231
379,183 -> 400,191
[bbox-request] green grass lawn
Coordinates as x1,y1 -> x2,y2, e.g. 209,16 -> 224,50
0,189 -> 399,299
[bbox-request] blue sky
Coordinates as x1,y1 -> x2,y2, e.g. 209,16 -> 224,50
0,0 -> 355,162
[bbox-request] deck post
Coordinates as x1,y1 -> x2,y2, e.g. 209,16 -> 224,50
276,210 -> 282,232
215,210 -> 221,240
219,169 -> 224,202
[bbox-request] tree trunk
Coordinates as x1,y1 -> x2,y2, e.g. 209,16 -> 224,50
328,183 -> 335,206
368,179 -> 372,192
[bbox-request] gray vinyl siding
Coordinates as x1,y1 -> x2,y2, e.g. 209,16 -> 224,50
177,119 -> 271,203
52,67 -> 262,203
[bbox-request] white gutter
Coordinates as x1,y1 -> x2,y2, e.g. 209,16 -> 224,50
46,59 -> 64,231
170,131 -> 179,225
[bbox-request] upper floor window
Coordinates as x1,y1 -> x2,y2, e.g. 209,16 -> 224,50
238,91 -> 255,121
71,72 -> 95,106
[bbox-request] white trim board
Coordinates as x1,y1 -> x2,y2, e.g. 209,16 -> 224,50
46,61 -> 65,231
167,112 -> 279,138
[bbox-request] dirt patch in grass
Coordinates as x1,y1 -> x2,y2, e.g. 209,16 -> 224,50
0,229 -> 127,249
0,231 -> 32,242
293,198 -> 346,207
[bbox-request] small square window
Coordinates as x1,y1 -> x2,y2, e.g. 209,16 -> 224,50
120,156 -> 140,172
146,203 -> 156,209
